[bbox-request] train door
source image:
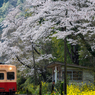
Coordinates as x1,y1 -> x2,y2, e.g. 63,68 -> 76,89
0,70 -> 7,92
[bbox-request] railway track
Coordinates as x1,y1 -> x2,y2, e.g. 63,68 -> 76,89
15,93 -> 36,95
15,94 -> 32,95
0,94 -> 33,95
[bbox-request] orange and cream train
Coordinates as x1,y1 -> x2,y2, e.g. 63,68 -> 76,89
0,65 -> 17,95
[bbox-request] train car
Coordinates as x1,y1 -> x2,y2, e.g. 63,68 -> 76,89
0,65 -> 17,95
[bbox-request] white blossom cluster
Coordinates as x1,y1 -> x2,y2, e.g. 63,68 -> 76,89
0,0 -> 95,73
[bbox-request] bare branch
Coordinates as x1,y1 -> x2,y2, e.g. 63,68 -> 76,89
15,55 -> 32,69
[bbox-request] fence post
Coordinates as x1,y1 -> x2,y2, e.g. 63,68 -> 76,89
61,82 -> 64,95
26,89 -> 28,95
51,80 -> 55,94
39,81 -> 42,95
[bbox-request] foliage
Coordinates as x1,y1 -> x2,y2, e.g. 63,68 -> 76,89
54,81 -> 62,93
0,1 -> 9,22
17,0 -> 23,5
0,0 -> 25,23
51,38 -> 64,62
51,37 -> 73,64
0,0 -> 8,7
17,81 -> 95,95
17,72 -> 26,90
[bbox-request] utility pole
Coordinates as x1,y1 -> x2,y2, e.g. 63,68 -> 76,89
64,37 -> 67,95
32,42 -> 37,85
64,9 -> 68,95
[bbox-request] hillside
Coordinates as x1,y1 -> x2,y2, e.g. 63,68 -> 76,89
0,0 -> 25,23
0,0 -> 25,43
0,0 -> 8,7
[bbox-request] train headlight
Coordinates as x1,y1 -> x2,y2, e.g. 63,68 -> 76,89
9,67 -> 12,70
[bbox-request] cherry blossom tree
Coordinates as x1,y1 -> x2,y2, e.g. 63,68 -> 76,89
0,0 -> 95,73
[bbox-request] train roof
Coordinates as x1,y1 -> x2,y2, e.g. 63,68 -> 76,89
0,64 -> 16,67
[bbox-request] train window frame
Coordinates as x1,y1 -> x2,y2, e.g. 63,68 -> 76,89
0,73 -> 4,80
7,72 -> 15,80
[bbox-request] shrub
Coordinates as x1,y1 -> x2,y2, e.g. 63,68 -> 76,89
17,81 -> 95,95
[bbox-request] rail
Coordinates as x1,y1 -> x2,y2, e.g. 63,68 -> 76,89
16,94 -> 32,95
15,94 -> 32,95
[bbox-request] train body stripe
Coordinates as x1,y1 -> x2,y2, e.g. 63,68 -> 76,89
0,82 -> 17,92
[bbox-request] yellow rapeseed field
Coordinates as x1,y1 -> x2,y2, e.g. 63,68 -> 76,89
50,82 -> 95,95
66,84 -> 95,95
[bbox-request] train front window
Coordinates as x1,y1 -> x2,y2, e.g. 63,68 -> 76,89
0,73 -> 4,80
7,72 -> 15,80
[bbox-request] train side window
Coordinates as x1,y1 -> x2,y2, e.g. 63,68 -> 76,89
7,72 -> 15,80
0,73 -> 4,80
